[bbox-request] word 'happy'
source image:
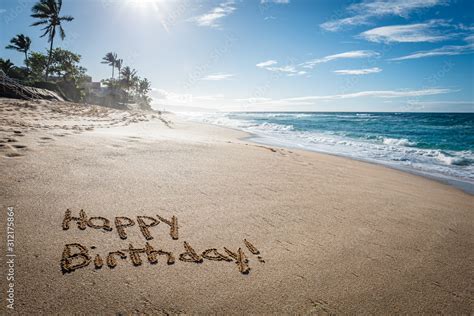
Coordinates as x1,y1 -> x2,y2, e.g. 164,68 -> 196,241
62,209 -> 178,240
61,209 -> 264,275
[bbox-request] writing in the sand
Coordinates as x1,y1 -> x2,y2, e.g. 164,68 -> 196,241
60,209 -> 264,275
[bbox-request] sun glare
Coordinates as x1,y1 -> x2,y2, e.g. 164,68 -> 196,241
123,0 -> 174,31
126,0 -> 163,10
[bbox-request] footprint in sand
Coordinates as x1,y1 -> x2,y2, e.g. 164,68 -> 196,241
5,152 -> 23,158
1,144 -> 26,158
124,136 -> 142,143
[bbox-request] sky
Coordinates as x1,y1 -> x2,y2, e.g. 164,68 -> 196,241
1,0 -> 473,112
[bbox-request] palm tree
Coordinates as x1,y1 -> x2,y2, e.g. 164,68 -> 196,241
0,59 -> 15,75
120,66 -> 137,102
101,52 -> 117,79
5,34 -> 32,71
30,0 -> 74,81
115,58 -> 123,81
138,78 -> 151,96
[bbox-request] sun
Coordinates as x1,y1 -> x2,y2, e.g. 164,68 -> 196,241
123,0 -> 175,31
126,0 -> 164,10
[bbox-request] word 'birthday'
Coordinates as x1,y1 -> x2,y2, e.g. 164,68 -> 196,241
60,209 -> 264,275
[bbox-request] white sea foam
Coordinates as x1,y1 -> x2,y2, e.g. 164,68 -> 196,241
382,137 -> 416,147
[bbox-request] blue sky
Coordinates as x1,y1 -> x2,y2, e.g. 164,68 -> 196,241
1,0 -> 473,112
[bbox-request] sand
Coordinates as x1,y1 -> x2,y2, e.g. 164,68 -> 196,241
0,98 -> 473,314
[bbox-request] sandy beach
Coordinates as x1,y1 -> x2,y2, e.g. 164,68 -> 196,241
0,98 -> 473,314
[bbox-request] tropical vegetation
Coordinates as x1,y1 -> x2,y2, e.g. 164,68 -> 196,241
30,0 -> 74,81
1,0 -> 153,110
5,34 -> 31,71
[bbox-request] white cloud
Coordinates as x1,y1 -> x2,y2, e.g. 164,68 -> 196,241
149,88 -> 226,111
256,51 -> 379,75
192,1 -> 236,28
234,97 -> 272,102
334,67 -> 382,75
320,15 -> 371,32
201,73 -> 235,81
150,88 -> 192,105
194,94 -> 226,101
255,60 -> 306,76
261,0 -> 290,3
284,88 -> 455,101
465,34 -> 474,43
300,50 -> 379,69
239,88 -> 456,107
231,88 -> 457,110
150,87 -> 457,112
267,65 -> 297,73
360,20 -> 454,43
391,43 -> 474,60
321,0 -> 446,32
256,60 -> 278,68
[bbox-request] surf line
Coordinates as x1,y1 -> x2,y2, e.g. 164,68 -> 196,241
60,209 -> 264,275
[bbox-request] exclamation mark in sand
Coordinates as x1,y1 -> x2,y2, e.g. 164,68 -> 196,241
244,239 -> 265,263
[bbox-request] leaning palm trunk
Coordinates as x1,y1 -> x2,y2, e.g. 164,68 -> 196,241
24,51 -> 29,72
45,35 -> 54,81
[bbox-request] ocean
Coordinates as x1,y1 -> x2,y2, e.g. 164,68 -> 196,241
182,112 -> 474,193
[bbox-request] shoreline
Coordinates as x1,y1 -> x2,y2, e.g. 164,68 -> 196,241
246,134 -> 474,195
183,116 -> 474,196
1,99 -> 473,314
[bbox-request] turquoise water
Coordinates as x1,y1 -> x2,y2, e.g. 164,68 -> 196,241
185,112 -> 474,192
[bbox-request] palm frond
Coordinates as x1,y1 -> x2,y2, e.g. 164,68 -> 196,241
31,2 -> 52,15
30,19 -> 49,26
40,26 -> 52,38
59,26 -> 65,40
30,13 -> 49,18
60,15 -> 74,22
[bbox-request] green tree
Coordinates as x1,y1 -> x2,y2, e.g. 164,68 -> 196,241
101,52 -> 117,79
49,48 -> 87,83
26,49 -> 86,85
135,77 -> 152,110
5,34 -> 32,70
120,66 -> 137,101
0,59 -> 27,80
30,0 -> 74,81
26,52 -> 48,81
0,59 -> 15,75
137,78 -> 151,96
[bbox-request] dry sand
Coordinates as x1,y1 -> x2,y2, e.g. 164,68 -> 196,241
0,98 -> 473,314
